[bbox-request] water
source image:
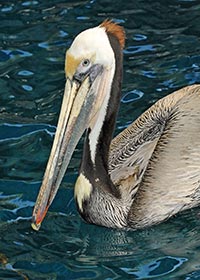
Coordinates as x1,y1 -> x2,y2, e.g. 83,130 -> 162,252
0,0 -> 200,279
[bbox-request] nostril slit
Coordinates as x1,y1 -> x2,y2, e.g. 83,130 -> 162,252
73,73 -> 85,83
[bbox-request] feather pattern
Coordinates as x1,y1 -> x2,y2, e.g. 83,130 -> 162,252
108,84 -> 200,228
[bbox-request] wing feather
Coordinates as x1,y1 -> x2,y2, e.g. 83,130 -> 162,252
109,84 -> 200,228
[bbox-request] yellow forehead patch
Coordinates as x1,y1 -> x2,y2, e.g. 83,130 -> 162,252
65,52 -> 81,80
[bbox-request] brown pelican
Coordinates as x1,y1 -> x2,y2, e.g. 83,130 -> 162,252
31,20 -> 200,231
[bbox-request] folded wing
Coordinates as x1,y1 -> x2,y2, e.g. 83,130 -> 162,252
109,85 -> 200,228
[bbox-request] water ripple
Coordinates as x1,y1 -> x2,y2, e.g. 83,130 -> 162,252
120,256 -> 187,278
124,44 -> 157,55
0,123 -> 55,142
121,89 -> 144,104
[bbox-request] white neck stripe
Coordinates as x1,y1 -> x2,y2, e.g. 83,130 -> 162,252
89,65 -> 115,164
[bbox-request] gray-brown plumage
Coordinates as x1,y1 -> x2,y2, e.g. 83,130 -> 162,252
109,84 -> 200,229
32,20 -> 200,231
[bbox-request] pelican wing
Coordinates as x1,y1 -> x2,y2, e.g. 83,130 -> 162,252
109,85 -> 200,227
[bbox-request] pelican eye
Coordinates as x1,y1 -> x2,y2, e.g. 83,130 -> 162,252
74,59 -> 92,83
82,59 -> 90,67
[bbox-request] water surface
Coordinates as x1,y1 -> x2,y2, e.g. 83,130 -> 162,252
1,0 -> 200,279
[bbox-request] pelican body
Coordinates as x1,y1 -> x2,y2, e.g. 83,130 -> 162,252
32,21 -> 200,231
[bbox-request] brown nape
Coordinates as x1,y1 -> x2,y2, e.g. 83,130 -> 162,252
100,20 -> 126,49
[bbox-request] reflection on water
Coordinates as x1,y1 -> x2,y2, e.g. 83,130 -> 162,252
0,0 -> 200,279
1,210 -> 200,279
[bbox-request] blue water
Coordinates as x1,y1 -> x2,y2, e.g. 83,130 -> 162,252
1,0 -> 200,279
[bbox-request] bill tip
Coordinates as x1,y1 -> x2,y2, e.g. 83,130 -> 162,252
31,221 -> 41,231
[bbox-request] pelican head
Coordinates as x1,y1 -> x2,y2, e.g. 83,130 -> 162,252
32,21 -> 125,230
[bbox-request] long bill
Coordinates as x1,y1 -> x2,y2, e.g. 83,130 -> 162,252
31,66 -> 110,230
